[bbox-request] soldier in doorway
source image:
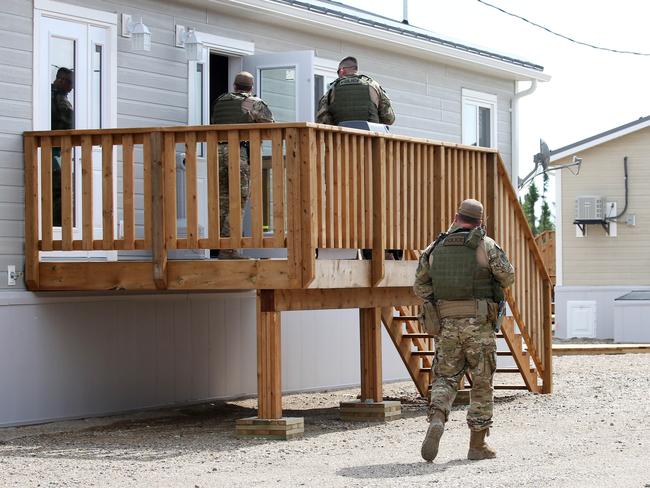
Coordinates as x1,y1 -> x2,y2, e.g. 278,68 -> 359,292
51,67 -> 75,227
413,199 -> 515,462
210,71 -> 274,259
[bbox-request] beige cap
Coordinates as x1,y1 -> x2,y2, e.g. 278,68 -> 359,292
458,199 -> 483,220
234,71 -> 254,89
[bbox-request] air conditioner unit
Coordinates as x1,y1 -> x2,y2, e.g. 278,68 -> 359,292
575,196 -> 606,220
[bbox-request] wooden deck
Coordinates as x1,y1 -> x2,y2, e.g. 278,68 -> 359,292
23,123 -> 554,428
553,343 -> 650,355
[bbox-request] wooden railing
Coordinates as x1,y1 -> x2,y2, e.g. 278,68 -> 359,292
23,122 -> 552,391
535,230 -> 556,286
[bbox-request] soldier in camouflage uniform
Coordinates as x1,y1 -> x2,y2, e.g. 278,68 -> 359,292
414,199 -> 515,462
210,71 -> 274,258
51,67 -> 74,227
316,56 -> 395,126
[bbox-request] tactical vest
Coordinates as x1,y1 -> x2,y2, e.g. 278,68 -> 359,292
428,228 -> 502,302
328,75 -> 379,125
211,93 -> 254,124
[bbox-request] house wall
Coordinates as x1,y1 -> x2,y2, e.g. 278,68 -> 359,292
0,291 -> 408,427
554,127 -> 650,339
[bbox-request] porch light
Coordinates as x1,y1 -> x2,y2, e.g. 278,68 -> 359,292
121,14 -> 151,52
175,26 -> 204,61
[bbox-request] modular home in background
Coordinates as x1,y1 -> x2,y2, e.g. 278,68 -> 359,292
551,115 -> 650,343
1,0 -> 551,429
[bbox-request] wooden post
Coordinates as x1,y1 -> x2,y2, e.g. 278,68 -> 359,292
371,138 -> 386,286
23,135 -> 39,290
359,307 -> 382,402
485,152 -> 498,238
150,132 -> 167,289
257,294 -> 282,419
542,278 -> 553,393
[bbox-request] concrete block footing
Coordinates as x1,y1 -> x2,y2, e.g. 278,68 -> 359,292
339,400 -> 402,422
235,417 -> 304,440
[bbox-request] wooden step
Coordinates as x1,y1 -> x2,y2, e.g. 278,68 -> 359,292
419,368 -> 432,374
392,315 -> 419,322
411,350 -> 435,356
494,385 -> 529,390
496,351 -> 514,356
403,333 -> 433,339
496,368 -> 536,374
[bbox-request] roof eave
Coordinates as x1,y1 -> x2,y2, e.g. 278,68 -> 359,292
207,0 -> 550,82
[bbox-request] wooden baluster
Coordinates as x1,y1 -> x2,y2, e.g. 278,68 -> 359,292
24,135 -> 39,289
40,138 -> 53,251
334,132 -> 342,248
227,130 -> 242,248
61,135 -> 74,250
249,129 -> 263,248
485,153 -> 498,238
358,135 -> 366,247
143,135 -> 152,248
272,129 -> 285,248
416,144 -> 423,249
207,130 -> 220,247
425,145 -> 433,244
542,277 -> 553,393
341,133 -> 350,249
122,134 -> 135,249
185,131 -> 198,248
324,131 -> 334,248
401,143 -> 408,248
386,140 -> 394,250
317,130 -> 326,247
300,128 -> 317,287
285,127 -> 301,286
365,138 -> 373,249
408,143 -> 415,250
433,145 -> 445,237
351,135 -> 358,249
163,132 -> 177,250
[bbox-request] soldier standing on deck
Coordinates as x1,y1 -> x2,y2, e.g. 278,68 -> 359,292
210,71 -> 274,259
316,56 -> 395,126
51,67 -> 74,227
413,199 -> 515,462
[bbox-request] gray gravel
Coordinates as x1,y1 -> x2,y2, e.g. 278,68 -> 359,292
1,354 -> 649,488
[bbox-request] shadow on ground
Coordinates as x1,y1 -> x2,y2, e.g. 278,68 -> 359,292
336,458 -> 473,479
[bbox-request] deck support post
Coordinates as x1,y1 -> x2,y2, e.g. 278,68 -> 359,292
236,292 -> 304,440
340,307 -> 401,422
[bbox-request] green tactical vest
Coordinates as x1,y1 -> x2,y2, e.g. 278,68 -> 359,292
211,92 -> 254,124
328,75 -> 380,125
429,227 -> 502,301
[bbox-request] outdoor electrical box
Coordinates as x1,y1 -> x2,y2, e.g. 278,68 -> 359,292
575,196 -> 606,220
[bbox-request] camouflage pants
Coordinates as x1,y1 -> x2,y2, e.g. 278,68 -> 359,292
218,144 -> 250,238
429,317 -> 497,431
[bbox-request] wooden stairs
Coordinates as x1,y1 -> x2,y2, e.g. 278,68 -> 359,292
382,306 -> 542,397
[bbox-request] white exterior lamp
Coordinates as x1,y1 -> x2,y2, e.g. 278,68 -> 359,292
175,26 -> 204,62
121,14 -> 151,52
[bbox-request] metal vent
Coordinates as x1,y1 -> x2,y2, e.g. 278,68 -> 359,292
575,196 -> 606,220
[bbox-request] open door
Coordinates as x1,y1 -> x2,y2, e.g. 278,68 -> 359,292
243,51 -> 315,122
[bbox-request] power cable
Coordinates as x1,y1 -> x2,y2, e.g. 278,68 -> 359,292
476,0 -> 650,56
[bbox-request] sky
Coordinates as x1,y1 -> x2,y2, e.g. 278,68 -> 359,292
338,0 -> 650,202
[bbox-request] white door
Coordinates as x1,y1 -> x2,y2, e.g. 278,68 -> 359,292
36,13 -> 115,257
243,51 -> 315,122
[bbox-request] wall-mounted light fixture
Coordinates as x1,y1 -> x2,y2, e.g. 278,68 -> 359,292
175,25 -> 204,61
121,14 -> 151,52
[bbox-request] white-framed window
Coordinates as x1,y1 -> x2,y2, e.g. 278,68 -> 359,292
461,88 -> 497,148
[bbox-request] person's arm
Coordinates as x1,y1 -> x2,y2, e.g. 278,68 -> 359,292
370,81 -> 395,125
413,242 -> 436,301
486,240 -> 515,288
245,98 -> 275,123
315,92 -> 334,125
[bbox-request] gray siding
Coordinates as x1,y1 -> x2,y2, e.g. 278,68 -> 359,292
0,0 -> 32,291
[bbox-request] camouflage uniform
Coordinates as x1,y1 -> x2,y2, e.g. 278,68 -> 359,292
414,223 -> 515,431
211,92 -> 274,237
316,74 -> 395,126
51,84 -> 74,227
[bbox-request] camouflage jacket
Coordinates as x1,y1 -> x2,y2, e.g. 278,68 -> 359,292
210,91 -> 275,124
316,75 -> 395,125
413,224 -> 515,302
51,85 -> 74,130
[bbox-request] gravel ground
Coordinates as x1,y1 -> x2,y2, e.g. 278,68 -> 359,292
1,354 -> 649,488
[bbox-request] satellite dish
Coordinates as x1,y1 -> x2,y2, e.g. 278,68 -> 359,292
533,139 -> 550,172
